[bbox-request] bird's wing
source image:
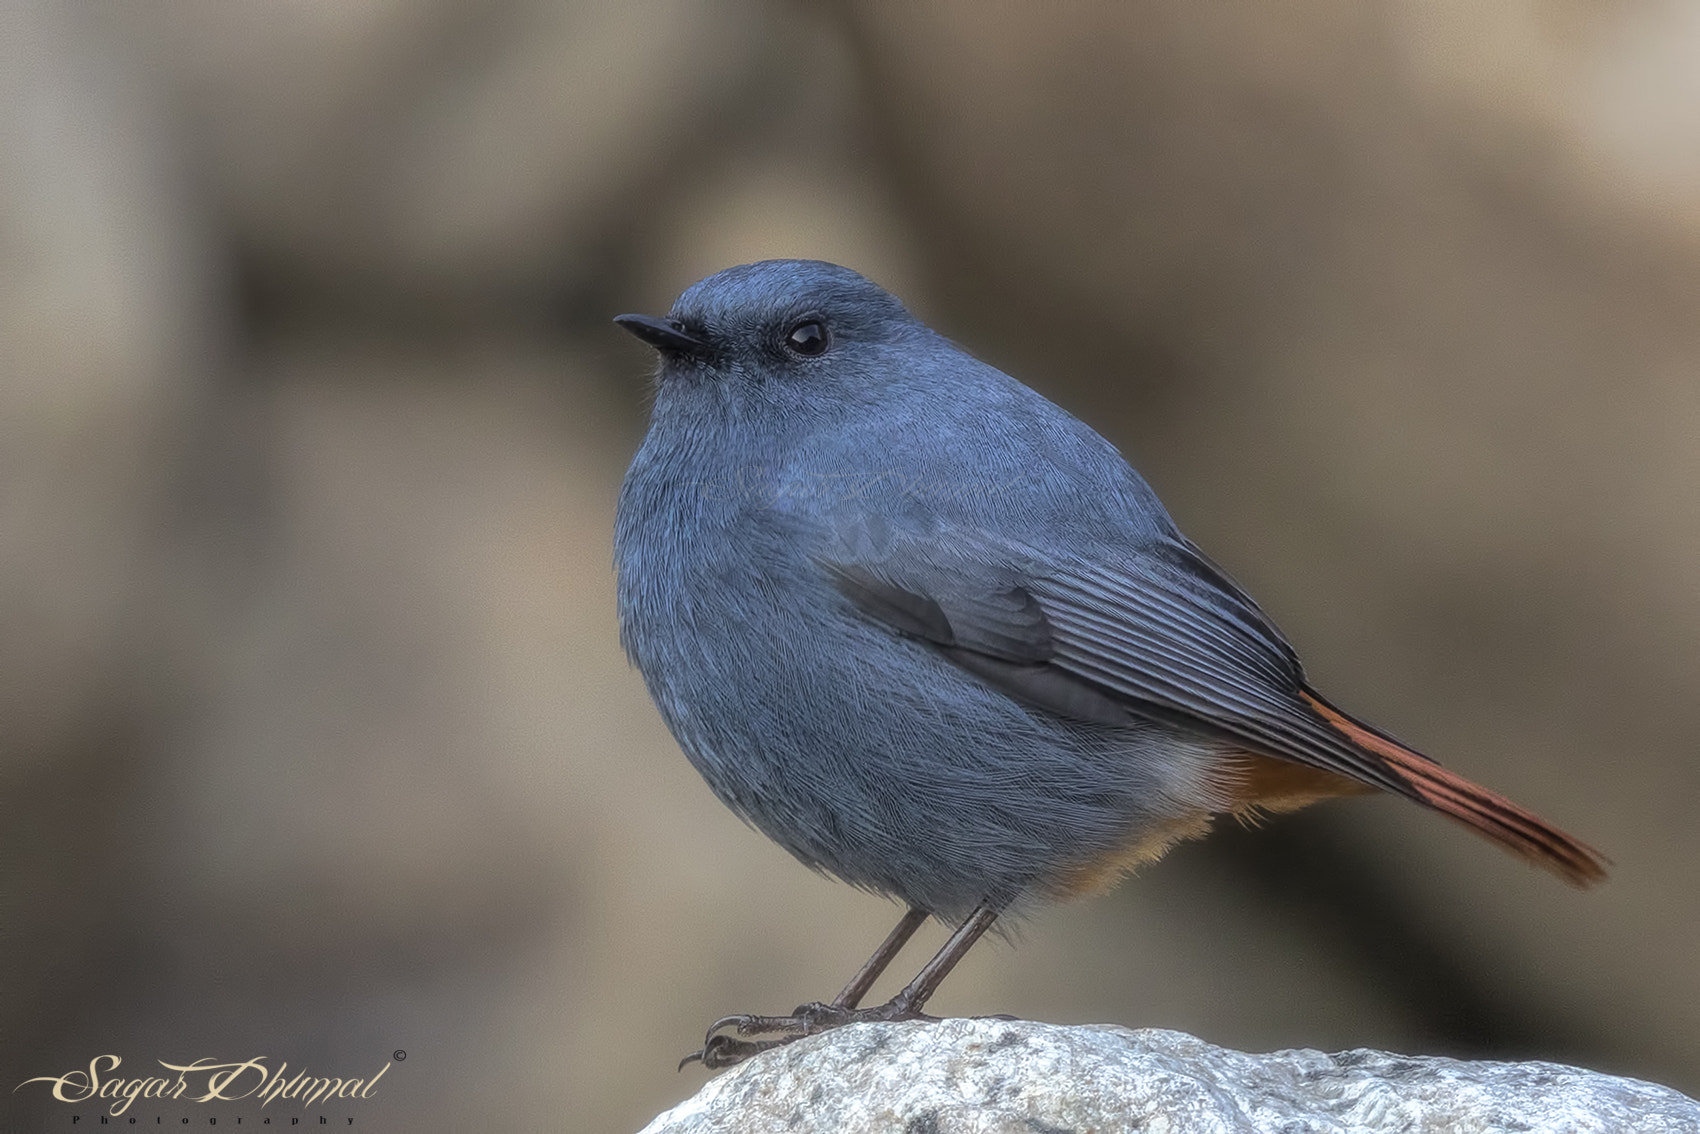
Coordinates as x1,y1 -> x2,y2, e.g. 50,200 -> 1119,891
819,529 -> 1607,885
819,532 -> 1412,796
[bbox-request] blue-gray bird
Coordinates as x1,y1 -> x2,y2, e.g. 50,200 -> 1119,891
612,260 -> 1605,1069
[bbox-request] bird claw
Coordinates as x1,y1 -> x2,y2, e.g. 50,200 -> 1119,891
681,999 -> 944,1070
680,1034 -> 794,1070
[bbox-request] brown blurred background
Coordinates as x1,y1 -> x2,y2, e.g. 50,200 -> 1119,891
4,1 -> 1698,1129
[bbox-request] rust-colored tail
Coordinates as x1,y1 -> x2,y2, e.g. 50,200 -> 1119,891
1301,691 -> 1608,887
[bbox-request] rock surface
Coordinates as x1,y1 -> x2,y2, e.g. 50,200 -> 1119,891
640,1018 -> 1700,1134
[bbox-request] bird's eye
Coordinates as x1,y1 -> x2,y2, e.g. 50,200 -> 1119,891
785,320 -> 829,356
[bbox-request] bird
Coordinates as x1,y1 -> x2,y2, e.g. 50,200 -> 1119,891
610,259 -> 1606,1070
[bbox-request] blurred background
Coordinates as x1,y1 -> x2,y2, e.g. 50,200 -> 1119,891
4,1 -> 1698,1129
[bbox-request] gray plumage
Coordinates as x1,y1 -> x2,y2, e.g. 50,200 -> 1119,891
613,260 -> 1604,923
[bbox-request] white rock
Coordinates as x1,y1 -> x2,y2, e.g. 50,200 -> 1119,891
640,1018 -> 1700,1134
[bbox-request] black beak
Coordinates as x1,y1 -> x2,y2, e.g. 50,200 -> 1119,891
613,313 -> 711,358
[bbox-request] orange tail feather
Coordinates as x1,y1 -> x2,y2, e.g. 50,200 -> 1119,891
1301,691 -> 1609,887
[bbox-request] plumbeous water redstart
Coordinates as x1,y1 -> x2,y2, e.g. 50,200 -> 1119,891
611,260 -> 1605,1069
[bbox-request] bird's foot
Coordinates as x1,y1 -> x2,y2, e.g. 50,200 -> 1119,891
680,998 -> 941,1070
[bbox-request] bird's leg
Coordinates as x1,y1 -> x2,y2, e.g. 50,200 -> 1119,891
686,902 -> 1002,1070
877,901 -> 1000,1018
680,906 -> 927,1069
831,905 -> 931,1010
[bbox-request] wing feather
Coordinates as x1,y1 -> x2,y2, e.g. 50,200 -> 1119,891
821,533 -> 1419,800
816,519 -> 1605,885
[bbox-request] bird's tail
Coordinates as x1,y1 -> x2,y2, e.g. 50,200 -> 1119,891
1300,689 -> 1609,887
